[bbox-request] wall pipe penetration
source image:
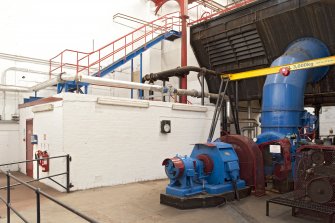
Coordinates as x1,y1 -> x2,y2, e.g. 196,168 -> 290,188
257,38 -> 330,143
0,73 -> 224,100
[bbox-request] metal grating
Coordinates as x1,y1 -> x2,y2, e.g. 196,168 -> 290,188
190,0 -> 335,104
201,24 -> 268,72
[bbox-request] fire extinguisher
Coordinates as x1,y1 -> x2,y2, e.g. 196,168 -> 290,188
35,150 -> 50,172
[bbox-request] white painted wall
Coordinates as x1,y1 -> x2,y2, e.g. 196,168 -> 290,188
19,93 -> 220,191
0,0 -> 211,121
0,122 -> 20,171
319,106 -> 335,137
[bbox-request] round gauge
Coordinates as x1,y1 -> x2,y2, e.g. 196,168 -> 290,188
164,123 -> 171,133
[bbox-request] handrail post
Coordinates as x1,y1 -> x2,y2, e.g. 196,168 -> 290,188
49,59 -> 52,80
6,172 -> 10,223
66,155 -> 71,193
36,188 -> 41,223
37,159 -> 40,180
124,37 -> 127,58
88,56 -> 90,76
61,53 -> 63,74
98,51 -> 101,77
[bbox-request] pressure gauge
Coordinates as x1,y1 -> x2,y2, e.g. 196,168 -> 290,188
161,120 -> 171,134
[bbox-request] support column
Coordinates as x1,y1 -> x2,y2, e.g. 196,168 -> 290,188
131,59 -> 134,99
314,104 -> 321,140
179,0 -> 188,104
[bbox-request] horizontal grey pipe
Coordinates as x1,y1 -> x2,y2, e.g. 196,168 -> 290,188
142,66 -> 218,82
0,73 -> 223,99
0,73 -> 228,100
175,88 -> 228,100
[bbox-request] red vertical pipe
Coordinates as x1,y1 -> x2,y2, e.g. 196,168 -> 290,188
179,0 -> 188,104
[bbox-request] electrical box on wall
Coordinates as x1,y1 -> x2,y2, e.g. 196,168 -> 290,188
161,120 -> 171,134
31,135 -> 38,144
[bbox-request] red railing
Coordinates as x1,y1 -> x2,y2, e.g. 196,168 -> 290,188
49,0 -> 256,78
188,0 -> 256,26
49,13 -> 182,78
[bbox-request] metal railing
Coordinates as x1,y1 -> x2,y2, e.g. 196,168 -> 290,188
0,155 -> 99,222
0,171 -> 98,223
49,13 -> 182,78
0,155 -> 72,193
49,0 -> 256,79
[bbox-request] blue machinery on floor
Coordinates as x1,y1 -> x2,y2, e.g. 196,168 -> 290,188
162,38 -> 333,199
162,142 -> 246,197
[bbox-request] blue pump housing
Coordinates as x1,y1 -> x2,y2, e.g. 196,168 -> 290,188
163,142 -> 246,197
257,38 -> 330,174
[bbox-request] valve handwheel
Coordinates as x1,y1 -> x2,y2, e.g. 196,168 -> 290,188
307,178 -> 334,204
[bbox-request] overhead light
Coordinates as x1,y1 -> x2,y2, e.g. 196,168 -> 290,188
32,104 -> 54,113
172,103 -> 208,112
97,97 -> 149,108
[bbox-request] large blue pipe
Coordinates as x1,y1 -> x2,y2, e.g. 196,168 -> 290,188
257,38 -> 330,145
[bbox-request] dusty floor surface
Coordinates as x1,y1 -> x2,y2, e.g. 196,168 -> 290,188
0,172 -> 322,223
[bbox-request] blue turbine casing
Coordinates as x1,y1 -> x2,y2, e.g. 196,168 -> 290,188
257,38 -> 330,175
163,142 -> 246,197
258,38 -> 329,143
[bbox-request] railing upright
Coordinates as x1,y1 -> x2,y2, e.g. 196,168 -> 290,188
7,174 -> 10,223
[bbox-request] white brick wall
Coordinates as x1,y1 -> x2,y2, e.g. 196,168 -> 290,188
19,93 -> 220,191
0,122 -> 20,171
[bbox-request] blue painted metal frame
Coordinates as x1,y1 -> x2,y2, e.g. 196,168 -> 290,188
57,81 -> 89,94
92,30 -> 181,77
58,30 -> 181,95
139,53 -> 143,99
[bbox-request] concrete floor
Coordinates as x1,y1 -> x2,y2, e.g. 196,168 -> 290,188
0,172 -> 319,223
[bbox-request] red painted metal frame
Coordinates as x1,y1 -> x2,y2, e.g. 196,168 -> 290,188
188,0 -> 256,26
49,0 -> 255,102
49,13 -> 182,79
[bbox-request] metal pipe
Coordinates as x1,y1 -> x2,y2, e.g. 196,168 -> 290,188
180,0 -> 188,104
142,66 -> 218,83
314,105 -> 321,140
1,67 -> 57,120
247,101 -> 252,138
0,85 -> 30,92
77,75 -> 163,92
221,100 -> 229,133
30,77 -> 60,92
7,172 -> 99,223
1,67 -> 55,85
201,71 -> 205,105
66,155 -> 71,193
259,38 -> 330,139
235,81 -> 240,134
139,53 -> 143,99
0,72 -> 223,100
131,59 -> 134,99
7,173 -> 10,223
207,79 -> 225,142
